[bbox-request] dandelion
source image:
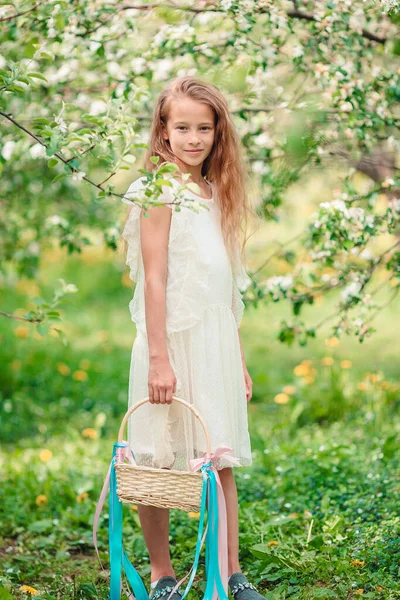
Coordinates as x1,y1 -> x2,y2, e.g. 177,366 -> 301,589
274,393 -> 289,404
377,587 -> 383,592
130,504 -> 138,511
267,540 -> 278,546
98,330 -> 109,342
20,585 -> 39,595
282,385 -> 296,395
341,360 -> 352,369
366,373 -> 380,383
326,336 -> 340,347
57,362 -> 70,376
77,492 -> 89,503
321,356 -> 334,366
293,364 -> 309,377
122,271 -> 132,288
15,325 -> 29,338
79,359 -> 91,370
358,382 -> 368,391
73,370 -> 88,382
351,559 -> 365,567
380,381 -> 390,390
35,494 -> 48,507
82,428 -> 97,439
39,449 -> 53,462
355,589 -> 364,595
304,376 -> 315,385
188,512 -> 200,518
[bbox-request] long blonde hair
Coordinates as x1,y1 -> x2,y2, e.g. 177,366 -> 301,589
122,75 -> 257,266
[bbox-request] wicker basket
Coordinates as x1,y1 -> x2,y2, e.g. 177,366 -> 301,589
114,395 -> 211,513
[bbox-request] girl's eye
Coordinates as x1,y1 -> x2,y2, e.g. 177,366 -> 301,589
177,126 -> 211,131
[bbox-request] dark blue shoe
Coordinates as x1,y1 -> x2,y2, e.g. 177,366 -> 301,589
150,576 -> 183,600
228,572 -> 267,600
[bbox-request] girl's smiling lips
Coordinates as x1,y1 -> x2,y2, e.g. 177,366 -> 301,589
186,149 -> 203,154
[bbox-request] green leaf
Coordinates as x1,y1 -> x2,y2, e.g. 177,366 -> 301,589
52,172 -> 67,183
48,158 -> 58,168
37,323 -> 49,336
150,155 -> 160,164
28,72 -> 48,82
154,179 -> 173,187
0,588 -> 13,600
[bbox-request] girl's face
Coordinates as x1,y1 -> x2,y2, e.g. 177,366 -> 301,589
162,97 -> 215,173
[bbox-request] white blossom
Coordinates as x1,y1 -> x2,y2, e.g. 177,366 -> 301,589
1,140 -> 16,160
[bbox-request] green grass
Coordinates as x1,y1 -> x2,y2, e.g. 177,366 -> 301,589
1,246 -> 399,600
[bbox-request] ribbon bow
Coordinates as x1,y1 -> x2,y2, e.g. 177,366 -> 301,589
189,444 -> 242,473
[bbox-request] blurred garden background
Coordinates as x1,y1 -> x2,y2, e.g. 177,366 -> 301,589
1,1 -> 400,599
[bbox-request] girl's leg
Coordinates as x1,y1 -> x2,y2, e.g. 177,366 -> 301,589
136,504 -> 176,582
218,467 -> 242,576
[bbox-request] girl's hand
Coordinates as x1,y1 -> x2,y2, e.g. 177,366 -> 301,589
243,365 -> 253,403
148,357 -> 177,404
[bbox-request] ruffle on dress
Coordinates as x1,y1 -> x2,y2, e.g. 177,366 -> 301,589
231,244 -> 252,328
121,177 -> 211,335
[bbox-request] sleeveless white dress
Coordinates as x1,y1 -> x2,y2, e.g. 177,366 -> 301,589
121,176 -> 252,471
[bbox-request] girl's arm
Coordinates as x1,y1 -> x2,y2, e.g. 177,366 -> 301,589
140,204 -> 171,360
140,203 -> 177,404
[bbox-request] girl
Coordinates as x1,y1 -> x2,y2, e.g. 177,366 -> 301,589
121,76 -> 265,600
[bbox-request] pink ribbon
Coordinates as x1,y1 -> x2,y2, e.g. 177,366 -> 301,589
189,445 -> 241,600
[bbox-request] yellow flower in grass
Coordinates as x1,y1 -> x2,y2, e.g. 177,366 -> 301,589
358,382 -> 368,391
267,540 -> 278,546
377,586 -> 383,592
39,449 -> 53,462
379,381 -> 390,390
188,512 -> 200,518
130,504 -> 138,511
35,494 -> 48,507
351,559 -> 365,567
79,359 -> 91,370
341,360 -> 352,369
366,372 -> 381,383
122,271 -> 132,288
293,364 -> 309,377
15,325 -> 29,338
274,393 -> 289,404
321,357 -> 334,366
355,589 -> 364,595
57,362 -> 70,376
304,376 -> 315,385
282,385 -> 296,395
20,585 -> 39,595
73,369 -> 88,382
325,336 -> 340,347
82,428 -> 98,439
77,492 -> 89,503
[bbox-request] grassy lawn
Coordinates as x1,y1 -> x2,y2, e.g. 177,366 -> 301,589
1,245 -> 399,600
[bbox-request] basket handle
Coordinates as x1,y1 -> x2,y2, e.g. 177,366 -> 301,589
117,395 -> 212,455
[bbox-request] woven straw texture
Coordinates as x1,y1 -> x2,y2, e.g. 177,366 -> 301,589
115,396 -> 210,512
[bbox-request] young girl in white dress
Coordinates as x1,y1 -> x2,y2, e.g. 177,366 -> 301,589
121,75 -> 266,600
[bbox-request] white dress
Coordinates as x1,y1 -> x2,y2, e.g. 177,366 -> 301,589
121,176 -> 252,471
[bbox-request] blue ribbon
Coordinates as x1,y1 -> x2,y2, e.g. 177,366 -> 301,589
108,445 -> 228,600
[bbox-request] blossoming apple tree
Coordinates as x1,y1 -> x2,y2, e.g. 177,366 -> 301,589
1,0 -> 399,345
